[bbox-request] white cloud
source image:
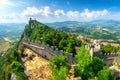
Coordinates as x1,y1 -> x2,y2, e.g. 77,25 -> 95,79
21,7 -> 41,16
40,6 -> 52,17
67,11 -> 80,18
0,6 -> 110,23
54,10 -> 65,17
81,9 -> 109,19
21,6 -> 52,17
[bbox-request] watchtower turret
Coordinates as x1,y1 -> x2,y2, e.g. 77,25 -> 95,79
29,18 -> 32,27
29,18 -> 36,28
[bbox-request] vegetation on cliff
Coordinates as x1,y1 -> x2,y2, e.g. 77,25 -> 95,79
24,20 -> 81,56
0,46 -> 26,80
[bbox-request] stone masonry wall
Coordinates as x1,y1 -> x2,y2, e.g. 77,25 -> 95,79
21,39 -> 74,62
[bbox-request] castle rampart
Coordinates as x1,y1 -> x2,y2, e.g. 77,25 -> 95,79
21,38 -> 74,63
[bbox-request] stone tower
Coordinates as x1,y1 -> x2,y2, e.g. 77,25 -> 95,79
29,17 -> 32,27
90,45 -> 94,60
89,40 -> 101,60
29,18 -> 35,29
85,44 -> 94,60
93,40 -> 101,50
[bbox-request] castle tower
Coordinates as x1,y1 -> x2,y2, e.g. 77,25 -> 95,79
93,40 -> 101,49
90,45 -> 94,60
29,18 -> 36,29
29,17 -> 32,27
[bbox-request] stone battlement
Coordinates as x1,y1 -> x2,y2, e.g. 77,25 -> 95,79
94,53 -> 118,58
21,38 -> 74,63
85,43 -> 119,58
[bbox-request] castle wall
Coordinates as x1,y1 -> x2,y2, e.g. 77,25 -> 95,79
85,43 -> 119,58
21,39 -> 73,62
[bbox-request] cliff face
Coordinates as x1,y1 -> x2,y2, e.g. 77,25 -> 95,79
21,48 -> 52,80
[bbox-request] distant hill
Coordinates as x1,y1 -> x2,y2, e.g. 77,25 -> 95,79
0,23 -> 25,52
45,20 -> 120,42
0,23 -> 25,39
46,20 -> 120,27
90,20 -> 120,24
46,21 -> 82,27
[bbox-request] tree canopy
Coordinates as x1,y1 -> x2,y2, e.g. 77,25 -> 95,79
74,45 -> 115,80
49,55 -> 69,80
0,47 -> 26,80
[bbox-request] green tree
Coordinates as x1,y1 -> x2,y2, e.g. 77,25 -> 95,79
10,61 -> 24,73
10,61 -> 26,80
75,46 -> 104,80
50,55 -> 67,69
0,47 -> 26,80
50,55 -> 69,80
75,45 -> 91,77
83,57 -> 104,79
59,39 -> 67,50
97,67 -> 115,80
51,66 -> 68,80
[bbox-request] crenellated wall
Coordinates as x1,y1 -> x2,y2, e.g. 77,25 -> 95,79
85,44 -> 119,58
21,38 -> 74,63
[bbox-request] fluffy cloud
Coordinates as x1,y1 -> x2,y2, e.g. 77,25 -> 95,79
21,6 -> 109,19
54,10 -> 65,16
21,7 -> 40,16
67,11 -> 80,18
0,6 -> 110,23
81,9 -> 109,19
21,6 -> 52,17
41,6 -> 52,17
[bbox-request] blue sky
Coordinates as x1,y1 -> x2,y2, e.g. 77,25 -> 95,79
0,0 -> 120,23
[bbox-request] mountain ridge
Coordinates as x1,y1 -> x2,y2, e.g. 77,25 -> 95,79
46,19 -> 120,27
